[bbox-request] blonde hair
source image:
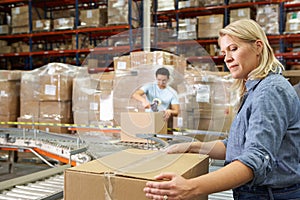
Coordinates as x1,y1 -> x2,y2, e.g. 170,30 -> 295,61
218,19 -> 284,96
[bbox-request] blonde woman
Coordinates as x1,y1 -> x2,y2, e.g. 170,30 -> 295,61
144,19 -> 300,200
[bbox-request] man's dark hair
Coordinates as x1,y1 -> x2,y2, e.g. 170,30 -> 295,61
156,67 -> 170,78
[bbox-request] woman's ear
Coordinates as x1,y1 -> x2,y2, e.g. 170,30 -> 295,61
255,40 -> 263,55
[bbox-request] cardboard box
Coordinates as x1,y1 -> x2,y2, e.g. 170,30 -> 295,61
64,149 -> 209,200
0,25 -> 10,35
0,114 -> 18,128
120,112 -> 167,142
39,101 -> 72,120
20,100 -> 39,118
39,74 -> 73,101
79,8 -> 107,27
32,19 -> 52,32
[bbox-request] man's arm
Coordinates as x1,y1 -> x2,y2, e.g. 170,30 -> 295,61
132,89 -> 150,109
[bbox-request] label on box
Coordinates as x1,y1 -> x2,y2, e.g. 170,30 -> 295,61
0,90 -> 7,97
44,85 -> 56,95
15,7 -> 20,14
195,84 -> 210,103
238,10 -> 245,17
87,10 -> 92,18
36,20 -> 43,28
117,61 -> 127,70
89,102 -> 99,111
177,117 -> 183,128
290,24 -> 298,31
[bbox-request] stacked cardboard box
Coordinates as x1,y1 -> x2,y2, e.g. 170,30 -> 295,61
197,14 -> 224,38
53,17 -> 75,30
179,69 -> 236,135
107,0 -> 140,27
177,18 -> 197,40
230,7 -> 254,23
0,71 -> 22,128
285,11 -> 300,34
0,40 -> 11,54
203,0 -> 223,6
179,0 -> 202,9
11,5 -> 43,34
256,4 -> 279,35
65,149 -> 209,200
32,19 -> 52,32
18,63 -> 77,133
229,0 -> 251,3
156,0 -> 175,11
0,25 -> 10,35
79,8 -> 107,28
72,67 -> 115,127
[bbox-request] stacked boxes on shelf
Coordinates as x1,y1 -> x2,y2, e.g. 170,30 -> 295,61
180,68 -> 236,137
107,0 -> 140,27
32,19 -> 52,32
79,7 -> 107,28
156,0 -> 175,11
285,11 -> 300,34
230,7 -> 255,23
197,14 -> 224,38
18,63 -> 77,133
256,4 -> 280,35
178,0 -> 202,9
11,5 -> 43,34
52,9 -> 76,30
0,71 -> 21,128
177,18 -> 198,40
72,67 -> 115,128
203,0 -> 223,6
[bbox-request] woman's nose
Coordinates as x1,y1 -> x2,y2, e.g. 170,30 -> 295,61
224,54 -> 233,63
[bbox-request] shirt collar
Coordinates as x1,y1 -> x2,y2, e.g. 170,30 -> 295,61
245,79 -> 261,93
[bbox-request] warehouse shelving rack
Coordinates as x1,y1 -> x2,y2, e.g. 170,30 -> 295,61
152,0 -> 300,70
0,0 -> 138,70
0,0 -> 299,70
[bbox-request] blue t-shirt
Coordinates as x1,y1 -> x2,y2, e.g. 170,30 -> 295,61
141,83 -> 179,112
223,73 -> 300,188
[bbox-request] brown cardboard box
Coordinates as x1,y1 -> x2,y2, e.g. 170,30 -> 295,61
20,100 -> 39,118
53,17 -> 74,30
64,149 -> 209,200
39,74 -> 73,101
39,101 -> 72,120
79,8 -> 107,27
11,5 -> 43,27
0,80 -> 20,115
32,19 -> 52,32
0,115 -> 18,128
0,25 -> 10,35
120,112 -> 167,142
20,71 -> 40,101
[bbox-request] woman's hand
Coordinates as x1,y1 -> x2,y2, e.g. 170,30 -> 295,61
144,173 -> 196,200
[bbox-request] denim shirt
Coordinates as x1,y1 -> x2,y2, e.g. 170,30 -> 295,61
223,73 -> 300,188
